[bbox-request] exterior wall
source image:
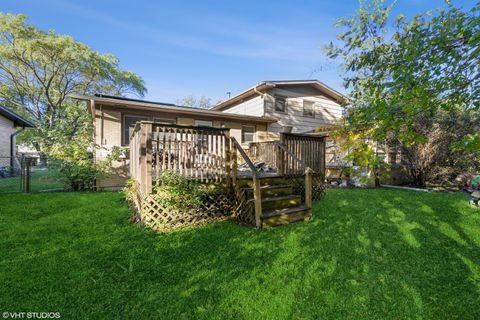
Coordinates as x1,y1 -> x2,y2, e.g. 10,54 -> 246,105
93,105 -> 269,188
0,114 -> 15,166
222,95 -> 264,117
264,86 -> 343,134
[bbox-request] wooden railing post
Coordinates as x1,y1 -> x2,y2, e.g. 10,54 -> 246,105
253,172 -> 262,229
277,135 -> 285,175
139,123 -> 153,196
225,130 -> 231,188
232,142 -> 238,187
305,167 -> 313,209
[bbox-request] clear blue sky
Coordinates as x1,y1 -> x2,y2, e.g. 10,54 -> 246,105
0,0 -> 475,103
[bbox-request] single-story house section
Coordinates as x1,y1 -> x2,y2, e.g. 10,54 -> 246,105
72,94 -> 278,188
0,105 -> 34,169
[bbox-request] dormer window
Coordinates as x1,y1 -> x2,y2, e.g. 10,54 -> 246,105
274,95 -> 286,112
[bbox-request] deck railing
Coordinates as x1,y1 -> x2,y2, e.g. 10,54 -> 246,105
248,133 -> 326,177
130,122 -> 231,195
129,122 -> 325,229
248,141 -> 278,168
280,133 -> 326,176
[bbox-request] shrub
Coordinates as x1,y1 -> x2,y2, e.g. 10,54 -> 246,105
123,178 -> 138,204
152,171 -> 204,210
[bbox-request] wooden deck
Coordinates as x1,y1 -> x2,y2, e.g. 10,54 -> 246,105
128,121 -> 326,231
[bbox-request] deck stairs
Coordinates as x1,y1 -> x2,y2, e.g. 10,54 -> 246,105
239,176 -> 311,228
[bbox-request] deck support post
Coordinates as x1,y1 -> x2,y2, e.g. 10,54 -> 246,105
253,173 -> 262,228
305,167 -> 313,209
277,134 -> 285,175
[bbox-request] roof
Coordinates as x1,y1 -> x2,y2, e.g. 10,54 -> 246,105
212,80 -> 348,111
0,106 -> 34,127
70,94 -> 277,124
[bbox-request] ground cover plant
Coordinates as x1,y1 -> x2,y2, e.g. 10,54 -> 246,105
0,189 -> 479,319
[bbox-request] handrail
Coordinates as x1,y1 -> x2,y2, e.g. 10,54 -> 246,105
274,141 -> 313,172
275,140 -> 314,210
230,137 -> 259,174
230,136 -> 262,228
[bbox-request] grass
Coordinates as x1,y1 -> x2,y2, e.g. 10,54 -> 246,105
0,189 -> 479,319
0,167 -> 65,193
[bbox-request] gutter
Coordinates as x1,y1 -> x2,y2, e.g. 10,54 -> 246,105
253,83 -> 267,99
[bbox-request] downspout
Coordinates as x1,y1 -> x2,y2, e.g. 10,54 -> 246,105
253,84 -> 267,99
10,126 -> 25,169
254,84 -> 267,117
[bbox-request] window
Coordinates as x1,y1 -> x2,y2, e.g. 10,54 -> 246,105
274,96 -> 286,112
194,120 -> 213,153
153,118 -> 176,125
241,125 -> 255,143
303,100 -> 315,117
152,118 -> 176,141
123,115 -> 175,145
123,115 -> 149,145
194,120 -> 213,127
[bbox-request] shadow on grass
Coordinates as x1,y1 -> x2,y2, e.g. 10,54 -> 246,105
0,189 -> 479,319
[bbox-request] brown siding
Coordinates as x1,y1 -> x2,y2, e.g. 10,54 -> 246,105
94,104 -> 269,187
0,114 -> 15,166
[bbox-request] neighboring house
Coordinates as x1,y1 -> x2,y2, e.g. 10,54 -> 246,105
73,79 -> 347,188
0,105 -> 34,169
212,80 -> 347,137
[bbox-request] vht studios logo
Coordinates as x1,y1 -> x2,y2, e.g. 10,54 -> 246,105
2,312 -> 61,319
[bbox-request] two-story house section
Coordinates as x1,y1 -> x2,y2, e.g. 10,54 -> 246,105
212,80 -> 347,139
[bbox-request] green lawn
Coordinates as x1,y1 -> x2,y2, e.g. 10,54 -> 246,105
0,189 -> 479,319
0,167 -> 65,193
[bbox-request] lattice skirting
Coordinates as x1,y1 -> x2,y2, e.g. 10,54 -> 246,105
137,188 -> 251,232
285,174 -> 326,202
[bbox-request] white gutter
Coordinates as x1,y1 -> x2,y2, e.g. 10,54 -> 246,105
253,84 -> 266,99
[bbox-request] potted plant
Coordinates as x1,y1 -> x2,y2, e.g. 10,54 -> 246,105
340,167 -> 351,187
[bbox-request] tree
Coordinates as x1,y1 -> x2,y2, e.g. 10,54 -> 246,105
0,13 -> 146,149
177,95 -> 212,109
325,0 -> 480,185
0,13 -> 147,188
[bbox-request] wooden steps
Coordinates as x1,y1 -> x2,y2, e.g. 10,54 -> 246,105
243,181 -> 311,228
243,184 -> 293,198
262,205 -> 311,228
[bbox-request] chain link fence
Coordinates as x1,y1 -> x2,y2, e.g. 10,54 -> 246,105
0,156 -> 67,194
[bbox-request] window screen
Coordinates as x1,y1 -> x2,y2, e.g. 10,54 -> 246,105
123,115 -> 149,145
241,125 -> 255,143
274,96 -> 286,112
194,120 -> 213,127
303,100 -> 315,117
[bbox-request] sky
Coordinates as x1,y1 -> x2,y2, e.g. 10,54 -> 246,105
0,0 -> 476,103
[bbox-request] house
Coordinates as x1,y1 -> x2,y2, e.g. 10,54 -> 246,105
0,105 -> 34,170
73,94 -> 277,188
212,80 -> 346,136
73,79 -> 347,188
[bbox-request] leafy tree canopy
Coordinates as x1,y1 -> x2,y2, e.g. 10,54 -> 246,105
177,95 -> 212,109
325,0 -> 479,149
0,13 -> 147,149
